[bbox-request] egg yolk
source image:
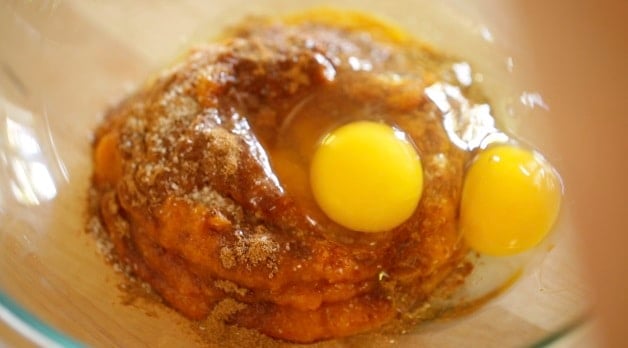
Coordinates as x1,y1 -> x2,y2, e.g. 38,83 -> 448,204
460,145 -> 562,256
310,121 -> 423,233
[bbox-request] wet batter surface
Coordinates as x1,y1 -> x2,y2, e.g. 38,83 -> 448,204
90,11 -> 481,343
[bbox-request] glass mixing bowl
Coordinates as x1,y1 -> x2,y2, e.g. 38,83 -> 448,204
0,0 -> 591,346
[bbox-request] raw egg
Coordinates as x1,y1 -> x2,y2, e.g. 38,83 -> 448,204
460,144 -> 562,256
310,121 -> 423,233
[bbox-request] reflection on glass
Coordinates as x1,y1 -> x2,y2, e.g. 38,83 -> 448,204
520,91 -> 549,110
480,26 -> 494,43
452,62 -> 472,87
0,97 -> 59,206
425,82 -> 507,151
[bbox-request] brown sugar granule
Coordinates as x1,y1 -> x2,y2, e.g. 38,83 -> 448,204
232,227 -> 280,272
87,215 -> 114,262
220,246 -> 237,270
214,280 -> 249,297
196,299 -> 279,348
208,298 -> 247,322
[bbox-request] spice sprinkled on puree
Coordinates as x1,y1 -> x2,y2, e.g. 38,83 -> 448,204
89,8 -> 562,344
